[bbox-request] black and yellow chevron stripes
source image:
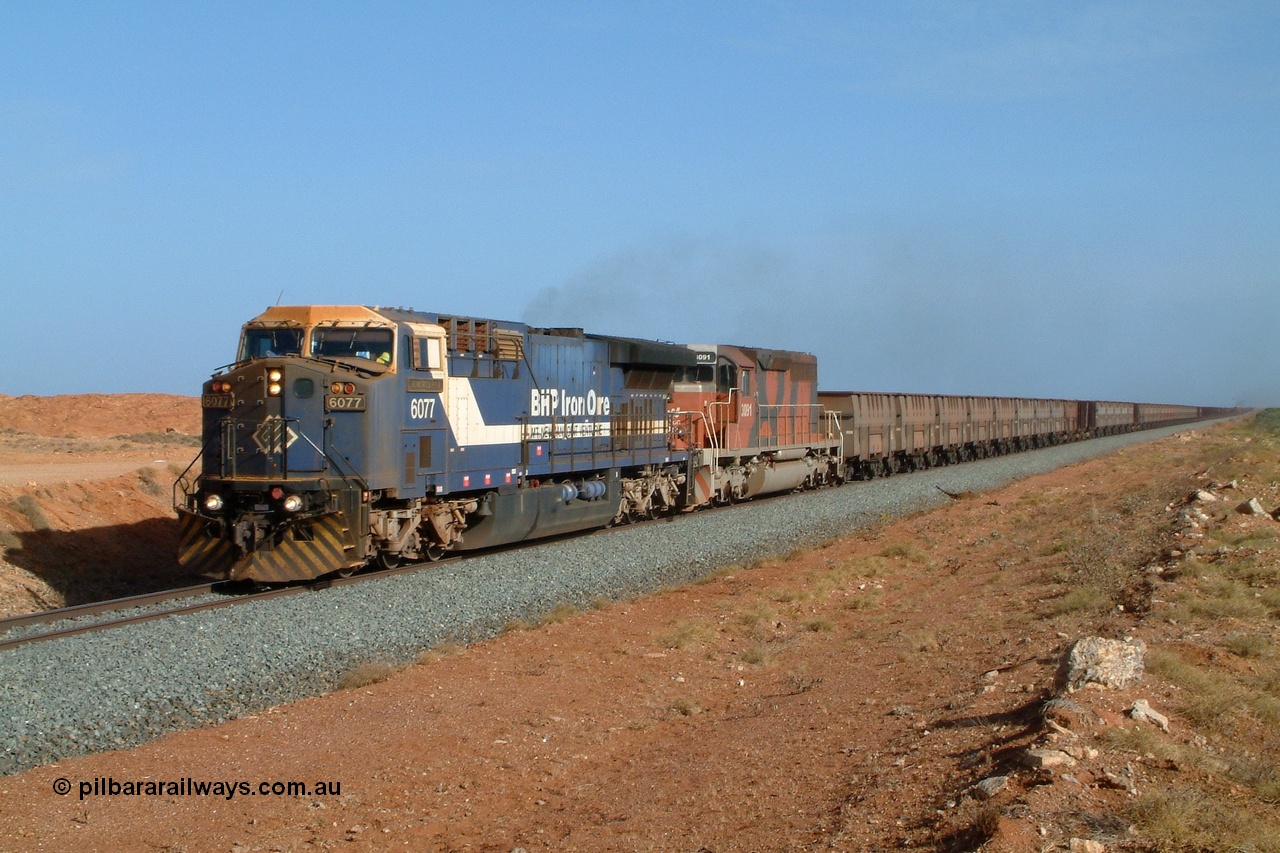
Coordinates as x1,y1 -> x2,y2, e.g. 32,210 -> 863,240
176,510 -> 360,583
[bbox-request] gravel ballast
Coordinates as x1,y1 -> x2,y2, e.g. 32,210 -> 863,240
0,423 -> 1217,775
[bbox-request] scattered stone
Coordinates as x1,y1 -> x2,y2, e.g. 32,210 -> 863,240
1129,699 -> 1170,732
1055,637 -> 1146,693
970,775 -> 1008,800
1194,489 -> 1219,502
981,669 -> 1000,681
1046,718 -> 1077,738
1099,771 -> 1137,794
1237,498 -> 1268,516
1061,744 -> 1099,761
1070,839 -> 1106,853
1043,697 -> 1099,731
1021,748 -> 1077,769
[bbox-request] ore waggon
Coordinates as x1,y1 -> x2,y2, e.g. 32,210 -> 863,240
176,305 -> 1236,583
816,393 -> 1209,479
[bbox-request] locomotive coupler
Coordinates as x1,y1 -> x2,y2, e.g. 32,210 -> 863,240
233,516 -> 272,554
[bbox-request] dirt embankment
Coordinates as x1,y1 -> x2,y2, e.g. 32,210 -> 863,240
0,394 -> 202,614
1,400 -> 1278,851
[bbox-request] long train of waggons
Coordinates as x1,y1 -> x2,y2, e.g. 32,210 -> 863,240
175,306 -> 1241,583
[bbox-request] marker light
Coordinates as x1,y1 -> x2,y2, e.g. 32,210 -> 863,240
282,495 -> 304,512
203,494 -> 224,512
343,382 -> 356,394
331,382 -> 343,394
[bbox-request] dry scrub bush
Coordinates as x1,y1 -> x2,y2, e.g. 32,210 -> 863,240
336,660 -> 402,691
658,618 -> 715,650
9,495 -> 50,531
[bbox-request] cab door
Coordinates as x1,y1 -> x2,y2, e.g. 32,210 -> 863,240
402,330 -> 447,498
737,366 -> 758,448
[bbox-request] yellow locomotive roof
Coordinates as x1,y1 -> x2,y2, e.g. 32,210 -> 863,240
245,305 -> 394,327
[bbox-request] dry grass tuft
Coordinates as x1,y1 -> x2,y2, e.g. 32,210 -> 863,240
658,618 -> 716,650
1128,788 -> 1280,853
737,643 -> 774,667
9,495 -> 50,532
1046,585 -> 1110,616
336,660 -> 402,691
879,541 -> 928,563
540,602 -> 580,625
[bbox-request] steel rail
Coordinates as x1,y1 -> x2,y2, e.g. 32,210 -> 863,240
0,558 -> 462,652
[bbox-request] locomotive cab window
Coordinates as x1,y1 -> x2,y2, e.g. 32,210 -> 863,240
410,336 -> 443,371
717,362 -> 737,392
311,326 -> 395,367
240,328 -> 303,360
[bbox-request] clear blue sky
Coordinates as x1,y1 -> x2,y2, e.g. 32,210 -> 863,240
2,2 -> 1276,405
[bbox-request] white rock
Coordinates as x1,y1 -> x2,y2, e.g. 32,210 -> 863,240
970,775 -> 1008,800
1070,839 -> 1106,853
1055,637 -> 1146,693
1021,748 -> 1077,769
1236,498 -> 1268,516
1129,699 -> 1170,732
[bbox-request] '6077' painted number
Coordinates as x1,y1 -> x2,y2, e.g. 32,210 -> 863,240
410,397 -> 437,419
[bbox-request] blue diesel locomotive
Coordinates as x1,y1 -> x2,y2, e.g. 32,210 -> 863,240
177,305 -> 717,582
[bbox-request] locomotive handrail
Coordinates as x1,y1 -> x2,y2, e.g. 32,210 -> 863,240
667,408 -> 718,454
290,421 -> 370,491
172,434 -> 219,510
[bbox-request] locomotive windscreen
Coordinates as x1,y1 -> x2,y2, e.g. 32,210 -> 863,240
311,326 -> 395,365
240,328 -> 304,360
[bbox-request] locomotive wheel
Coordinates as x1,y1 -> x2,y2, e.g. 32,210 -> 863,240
376,551 -> 401,570
424,543 -> 445,562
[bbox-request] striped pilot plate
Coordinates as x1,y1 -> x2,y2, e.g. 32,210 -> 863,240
177,511 -> 359,583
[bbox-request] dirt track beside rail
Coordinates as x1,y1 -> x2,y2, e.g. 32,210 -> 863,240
4,396 -> 1276,850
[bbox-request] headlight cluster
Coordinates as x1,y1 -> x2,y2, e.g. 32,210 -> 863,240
210,380 -> 233,393
330,381 -> 357,394
199,488 -> 304,514
267,368 -> 283,397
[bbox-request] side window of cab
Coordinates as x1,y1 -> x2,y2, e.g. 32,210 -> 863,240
412,337 -> 442,371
